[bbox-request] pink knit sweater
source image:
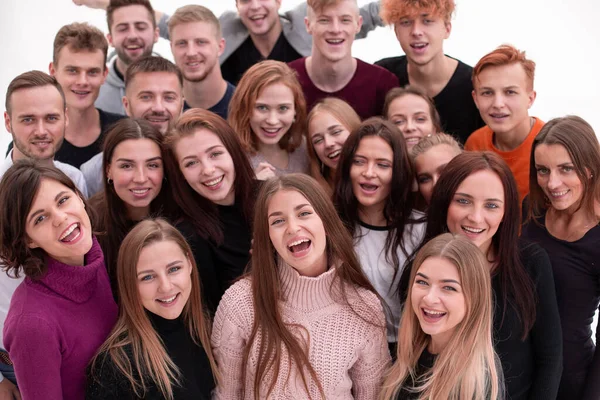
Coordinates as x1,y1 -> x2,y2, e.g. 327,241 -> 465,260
211,262 -> 391,399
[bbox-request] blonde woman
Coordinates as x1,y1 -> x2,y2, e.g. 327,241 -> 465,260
380,233 -> 502,400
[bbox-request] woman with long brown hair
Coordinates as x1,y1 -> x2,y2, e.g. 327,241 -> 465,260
402,151 -> 562,399
87,218 -> 218,399
380,233 -> 501,400
164,109 -> 257,313
522,116 -> 600,400
212,174 -> 390,399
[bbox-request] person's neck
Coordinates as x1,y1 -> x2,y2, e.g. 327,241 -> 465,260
12,148 -> 54,167
358,205 -> 387,227
127,205 -> 150,222
428,334 -> 450,355
546,201 -> 600,239
258,141 -> 289,168
306,53 -> 357,93
407,53 -> 457,98
115,58 -> 129,80
493,117 -> 534,151
183,72 -> 228,110
65,106 -> 101,147
250,20 -> 282,58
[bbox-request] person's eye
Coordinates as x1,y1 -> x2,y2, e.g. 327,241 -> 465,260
417,175 -> 431,184
456,198 -> 470,205
184,160 -> 198,168
444,285 -> 457,292
210,151 -> 224,158
480,91 -> 492,96
34,215 -> 46,225
536,167 -> 549,175
415,279 -> 428,286
331,129 -> 342,136
352,158 -> 364,165
562,166 -> 574,173
120,163 -> 132,169
270,218 -> 284,226
140,274 -> 153,282
299,210 -> 312,217
148,162 -> 162,169
416,117 -> 428,123
399,20 -> 411,27
485,202 -> 499,209
279,105 -> 289,112
47,116 -> 59,122
393,120 -> 406,126
168,266 -> 181,274
140,95 -> 152,101
378,163 -> 391,169
312,137 -> 323,145
57,195 -> 70,206
256,105 -> 267,111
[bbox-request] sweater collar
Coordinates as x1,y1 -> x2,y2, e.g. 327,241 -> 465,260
278,259 -> 338,312
26,237 -> 105,303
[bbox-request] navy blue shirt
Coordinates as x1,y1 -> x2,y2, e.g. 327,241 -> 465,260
183,81 -> 235,120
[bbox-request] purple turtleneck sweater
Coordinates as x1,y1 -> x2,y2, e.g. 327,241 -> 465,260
3,238 -> 118,400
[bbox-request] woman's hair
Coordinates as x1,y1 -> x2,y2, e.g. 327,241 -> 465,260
0,159 -> 92,279
244,174 -> 383,399
90,118 -> 170,288
89,218 -> 218,399
228,60 -> 307,155
410,132 -> 462,161
164,108 -> 256,243
528,115 -> 600,220
383,86 -> 442,134
418,151 -> 535,338
380,233 -> 501,400
335,117 -> 416,274
306,97 -> 361,193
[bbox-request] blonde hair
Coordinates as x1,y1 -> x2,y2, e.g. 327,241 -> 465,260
410,132 -> 462,161
380,233 -> 501,400
167,5 -> 221,39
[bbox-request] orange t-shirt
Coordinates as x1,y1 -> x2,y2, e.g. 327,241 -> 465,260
465,118 -> 544,202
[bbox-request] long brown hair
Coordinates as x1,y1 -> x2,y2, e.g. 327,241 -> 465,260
89,218 -> 218,399
228,60 -> 307,155
528,115 -> 600,221
244,174 -> 383,399
380,233 -> 501,400
163,108 -> 256,243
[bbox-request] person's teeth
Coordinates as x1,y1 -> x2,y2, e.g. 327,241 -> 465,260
551,190 -> 568,197
424,309 -> 445,315
288,238 -> 309,247
327,150 -> 341,159
204,176 -> 224,187
462,226 -> 484,233
60,224 -> 78,241
132,189 -> 149,194
157,294 -> 177,303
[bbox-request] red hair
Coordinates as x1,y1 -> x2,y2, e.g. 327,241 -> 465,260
473,44 -> 536,90
380,0 -> 455,24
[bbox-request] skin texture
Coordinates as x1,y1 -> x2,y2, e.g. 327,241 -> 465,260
106,138 -> 164,221
415,144 -> 460,205
446,170 -> 505,256
4,85 -> 67,162
136,240 -> 193,320
394,13 -> 451,67
236,0 -> 282,37
308,111 -> 351,169
26,178 -> 93,266
267,189 -> 328,277
412,256 -> 466,354
386,94 -> 436,150
250,82 -> 296,147
174,128 -> 236,206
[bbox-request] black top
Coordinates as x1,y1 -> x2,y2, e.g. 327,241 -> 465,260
375,55 -> 484,144
86,312 -> 215,399
522,215 -> 600,400
176,204 -> 252,314
221,32 -> 302,85
183,81 -> 236,120
395,348 -> 435,400
493,241 -> 562,400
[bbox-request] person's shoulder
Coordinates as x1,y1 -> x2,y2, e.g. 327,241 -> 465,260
518,240 -> 552,278
374,55 -> 408,69
98,108 -> 126,126
288,57 -> 308,71
464,126 -> 493,150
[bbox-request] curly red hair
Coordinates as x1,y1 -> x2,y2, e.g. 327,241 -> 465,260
380,0 -> 455,24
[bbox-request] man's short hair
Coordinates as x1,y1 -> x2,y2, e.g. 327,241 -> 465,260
125,56 -> 184,89
5,71 -> 66,116
380,0 -> 455,24
53,22 -> 109,68
106,0 -> 156,32
307,0 -> 358,15
168,5 -> 222,39
472,45 -> 536,90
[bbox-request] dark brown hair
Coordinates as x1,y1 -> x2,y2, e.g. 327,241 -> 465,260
125,56 -> 184,89
106,0 -> 156,32
53,22 -> 109,68
383,86 -> 442,133
0,159 -> 92,279
5,70 -> 66,116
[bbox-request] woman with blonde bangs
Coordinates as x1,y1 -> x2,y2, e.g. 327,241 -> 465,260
87,218 -> 218,399
307,97 -> 361,193
212,174 -> 390,399
380,233 -> 501,400
228,60 -> 309,179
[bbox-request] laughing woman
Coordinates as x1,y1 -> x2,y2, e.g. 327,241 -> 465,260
212,174 -> 390,399
0,160 -> 117,400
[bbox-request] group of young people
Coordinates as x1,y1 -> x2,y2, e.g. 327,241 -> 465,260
0,0 -> 598,399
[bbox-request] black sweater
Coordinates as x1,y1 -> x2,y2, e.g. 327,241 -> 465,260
395,349 -> 436,400
522,215 -> 600,400
86,312 -> 215,399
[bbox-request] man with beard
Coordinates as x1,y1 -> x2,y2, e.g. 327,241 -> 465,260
168,5 -> 235,120
95,0 -> 159,115
81,56 -> 183,196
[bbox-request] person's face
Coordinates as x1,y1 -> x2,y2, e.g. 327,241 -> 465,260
267,189 -> 327,277
123,72 -> 183,134
350,136 -> 394,220
136,240 -> 193,320
170,21 -> 225,83
236,0 -> 282,37
107,5 -> 159,67
250,82 -> 295,147
446,170 -> 505,255
175,128 -> 236,206
387,94 -> 436,150
305,0 -> 362,63
415,144 -> 459,205
411,256 -> 466,352
308,111 -> 351,170
534,143 -> 585,213
25,178 -> 93,266
50,47 -> 108,111
4,85 -> 67,161
473,63 -> 536,136
394,13 -> 451,66
106,138 -> 163,220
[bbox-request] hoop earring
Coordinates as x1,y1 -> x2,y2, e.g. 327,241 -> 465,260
107,177 -> 113,185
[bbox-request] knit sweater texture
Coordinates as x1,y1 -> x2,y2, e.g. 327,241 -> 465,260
211,262 -> 391,399
3,238 -> 118,400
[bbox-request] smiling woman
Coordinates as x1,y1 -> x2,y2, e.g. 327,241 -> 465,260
0,160 -> 117,399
